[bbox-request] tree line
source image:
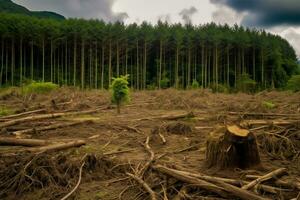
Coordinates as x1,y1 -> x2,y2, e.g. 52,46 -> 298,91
0,13 -> 298,90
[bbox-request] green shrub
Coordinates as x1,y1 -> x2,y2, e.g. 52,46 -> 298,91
210,83 -> 228,93
237,73 -> 257,93
160,77 -> 170,89
286,75 -> 300,92
23,82 -> 59,94
191,79 -> 199,89
110,75 -> 130,114
262,101 -> 276,109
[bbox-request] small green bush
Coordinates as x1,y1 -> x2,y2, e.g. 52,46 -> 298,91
262,101 -> 276,109
237,73 -> 257,93
23,82 -> 59,94
286,75 -> 300,92
110,75 -> 130,114
160,77 -> 170,89
191,79 -> 199,89
210,83 -> 228,93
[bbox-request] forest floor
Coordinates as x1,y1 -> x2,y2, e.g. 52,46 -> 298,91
0,87 -> 299,200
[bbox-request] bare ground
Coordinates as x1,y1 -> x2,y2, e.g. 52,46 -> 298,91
0,87 -> 300,200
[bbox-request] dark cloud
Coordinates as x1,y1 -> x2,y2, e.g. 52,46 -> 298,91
210,0 -> 300,27
13,0 -> 128,22
179,6 -> 198,24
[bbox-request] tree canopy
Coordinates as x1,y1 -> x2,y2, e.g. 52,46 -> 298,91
0,13 -> 298,91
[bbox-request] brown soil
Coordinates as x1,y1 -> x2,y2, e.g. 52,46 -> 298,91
0,88 -> 299,200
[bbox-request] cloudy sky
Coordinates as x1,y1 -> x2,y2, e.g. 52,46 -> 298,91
13,0 -> 300,58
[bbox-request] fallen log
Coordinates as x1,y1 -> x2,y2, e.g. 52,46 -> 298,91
0,107 -> 105,129
228,112 -> 300,118
153,165 -> 229,198
242,168 -> 287,190
13,120 -> 93,137
0,137 -> 50,147
240,120 -> 300,128
28,140 -> 86,154
169,166 -> 284,194
245,174 -> 300,190
0,109 -> 46,121
138,112 -> 195,121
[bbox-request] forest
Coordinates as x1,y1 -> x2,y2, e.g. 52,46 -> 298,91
0,13 -> 298,91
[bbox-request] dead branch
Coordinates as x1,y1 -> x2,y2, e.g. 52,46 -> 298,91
154,165 -> 272,200
245,175 -> 300,190
138,136 -> 155,177
228,112 -> 300,118
169,166 -> 282,194
137,112 -> 195,121
60,159 -> 85,200
0,137 -> 50,147
28,140 -> 86,154
240,120 -> 300,128
13,120 -> 93,137
126,172 -> 157,200
0,106 -> 106,129
0,108 -> 46,121
104,149 -> 135,156
153,165 -> 229,198
242,168 -> 287,190
158,133 -> 166,144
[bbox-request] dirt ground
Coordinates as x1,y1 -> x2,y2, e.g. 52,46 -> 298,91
0,87 -> 299,200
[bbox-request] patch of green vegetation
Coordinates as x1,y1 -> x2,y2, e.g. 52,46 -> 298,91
0,106 -> 14,117
210,83 -> 229,93
111,75 -> 130,114
191,79 -> 200,89
23,82 -> 59,94
262,101 -> 276,109
286,75 -> 300,92
95,191 -> 109,199
160,77 -> 170,89
237,73 -> 257,93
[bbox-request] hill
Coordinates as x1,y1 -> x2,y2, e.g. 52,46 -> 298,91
0,0 -> 65,20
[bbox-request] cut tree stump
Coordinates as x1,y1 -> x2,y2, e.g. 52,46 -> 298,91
206,125 -> 261,169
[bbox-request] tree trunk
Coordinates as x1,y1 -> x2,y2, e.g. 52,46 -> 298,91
101,45 -> 104,89
11,38 -> 14,86
31,41 -> 34,80
206,125 -> 261,169
42,38 -> 45,82
117,41 -> 119,77
136,40 -> 139,90
108,40 -> 112,86
143,41 -> 147,90
253,47 -> 256,81
73,38 -> 77,86
95,42 -> 98,89
159,40 -> 162,89
81,39 -> 85,89
0,38 -> 4,86
227,46 -> 230,86
51,40 -> 53,82
20,38 -> 23,85
65,41 -> 68,84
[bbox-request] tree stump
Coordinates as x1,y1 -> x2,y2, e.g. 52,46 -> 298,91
206,125 -> 261,169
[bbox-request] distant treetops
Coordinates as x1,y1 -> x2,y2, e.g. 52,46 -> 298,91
0,13 -> 298,91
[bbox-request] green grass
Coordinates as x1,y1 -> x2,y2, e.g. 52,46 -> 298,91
23,82 -> 59,94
